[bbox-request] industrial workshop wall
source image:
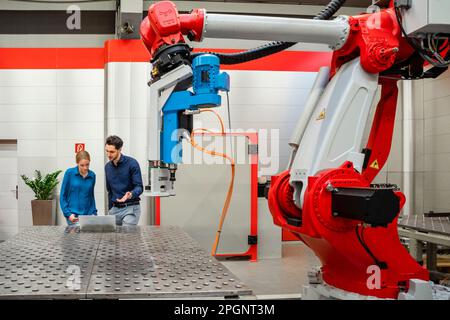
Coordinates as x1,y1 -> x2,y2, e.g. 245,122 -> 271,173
413,69 -> 450,215
0,49 -> 106,234
0,41 -> 407,240
0,43 -> 332,237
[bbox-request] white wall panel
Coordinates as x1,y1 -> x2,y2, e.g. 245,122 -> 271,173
130,63 -> 151,119
0,174 -> 17,191
106,63 -> 132,119
227,70 -> 318,88
0,105 -> 57,122
416,69 -> 450,213
18,139 -> 57,157
0,158 -> 17,174
0,87 -> 56,105
57,69 -> 104,87
424,133 -> 450,155
0,122 -> 56,140
200,104 -> 305,124
56,121 -> 103,140
0,208 -> 18,226
423,95 -> 450,119
129,118 -> 149,163
413,79 -> 424,120
57,86 -> 103,105
424,75 -> 450,101
227,87 -> 311,106
57,105 -> 103,122
18,157 -> 58,185
424,114 -> 450,137
0,70 -> 56,87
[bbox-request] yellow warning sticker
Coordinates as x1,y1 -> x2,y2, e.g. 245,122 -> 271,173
316,109 -> 326,121
370,159 -> 380,170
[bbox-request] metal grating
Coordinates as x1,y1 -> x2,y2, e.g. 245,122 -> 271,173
398,215 -> 450,237
0,226 -> 252,299
0,226 -> 99,299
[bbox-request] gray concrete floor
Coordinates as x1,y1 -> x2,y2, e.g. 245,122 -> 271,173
222,241 -> 320,296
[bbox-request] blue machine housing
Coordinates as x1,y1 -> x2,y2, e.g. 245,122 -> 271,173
161,54 -> 230,164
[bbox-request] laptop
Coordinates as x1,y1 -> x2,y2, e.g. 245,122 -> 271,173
79,215 -> 116,232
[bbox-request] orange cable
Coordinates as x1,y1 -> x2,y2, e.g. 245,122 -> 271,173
189,109 -> 235,256
196,109 -> 225,133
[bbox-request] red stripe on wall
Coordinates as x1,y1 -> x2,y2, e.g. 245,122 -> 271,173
0,48 -> 104,69
57,48 -> 104,69
196,48 -> 332,72
104,40 -> 332,71
104,40 -> 150,63
0,40 -> 332,71
0,48 -> 56,69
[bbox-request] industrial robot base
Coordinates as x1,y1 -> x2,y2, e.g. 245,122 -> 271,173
302,267 -> 450,300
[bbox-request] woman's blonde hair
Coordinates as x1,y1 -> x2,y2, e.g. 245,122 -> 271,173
76,150 -> 91,164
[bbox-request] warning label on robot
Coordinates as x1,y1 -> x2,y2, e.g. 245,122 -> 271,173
316,109 -> 326,121
370,159 -> 380,170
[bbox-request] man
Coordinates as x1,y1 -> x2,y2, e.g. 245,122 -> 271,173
105,135 -> 143,226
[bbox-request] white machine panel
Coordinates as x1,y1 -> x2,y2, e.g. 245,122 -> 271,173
289,58 -> 379,207
403,0 -> 450,35
160,135 -> 253,256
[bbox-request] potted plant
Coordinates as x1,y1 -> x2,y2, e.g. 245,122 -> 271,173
21,170 -> 62,226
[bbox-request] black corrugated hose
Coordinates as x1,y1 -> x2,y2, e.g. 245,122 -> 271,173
191,0 -> 347,65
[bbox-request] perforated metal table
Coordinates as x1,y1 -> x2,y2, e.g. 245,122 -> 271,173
398,215 -> 450,272
398,215 -> 450,237
0,226 -> 252,299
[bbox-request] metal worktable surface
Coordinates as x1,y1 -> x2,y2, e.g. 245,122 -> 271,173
0,226 -> 252,299
398,215 -> 450,237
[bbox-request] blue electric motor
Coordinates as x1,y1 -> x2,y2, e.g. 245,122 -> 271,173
160,54 -> 230,164
192,54 -> 230,96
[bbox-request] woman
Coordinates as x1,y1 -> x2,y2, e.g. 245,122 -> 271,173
60,150 -> 97,225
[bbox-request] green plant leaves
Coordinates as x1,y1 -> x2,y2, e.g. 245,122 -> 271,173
20,170 -> 62,200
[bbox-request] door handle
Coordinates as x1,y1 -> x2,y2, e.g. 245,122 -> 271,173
10,185 -> 18,200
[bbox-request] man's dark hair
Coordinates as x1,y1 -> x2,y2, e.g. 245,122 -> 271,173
105,135 -> 123,150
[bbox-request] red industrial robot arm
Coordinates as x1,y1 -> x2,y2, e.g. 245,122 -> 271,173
140,0 -> 450,300
140,1 -> 204,59
140,1 -> 422,77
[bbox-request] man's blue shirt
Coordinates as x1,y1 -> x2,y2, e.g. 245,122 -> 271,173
105,154 -> 143,210
59,167 -> 97,217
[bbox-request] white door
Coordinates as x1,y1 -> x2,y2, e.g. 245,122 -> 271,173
0,141 -> 18,241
